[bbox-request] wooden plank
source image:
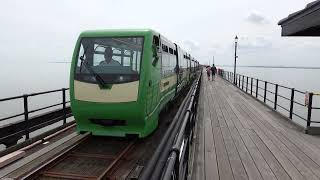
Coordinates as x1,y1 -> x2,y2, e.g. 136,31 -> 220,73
218,88 -> 244,129
221,89 -> 277,180
226,97 -> 252,130
219,83 -> 290,179
212,127 -> 234,180
229,127 -> 263,180
235,102 -> 309,179
195,76 -> 320,180
237,87 -> 320,150
275,131 -> 320,178
243,97 -> 320,169
203,83 -> 219,180
236,128 -> 277,180
246,129 -> 291,180
206,83 -> 220,128
208,84 -> 227,128
218,79 -> 305,180
240,104 -> 320,180
0,132 -> 80,179
213,87 -> 235,128
220,127 -> 248,180
0,151 -> 25,169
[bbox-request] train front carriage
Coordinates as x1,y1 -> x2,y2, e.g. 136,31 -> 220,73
70,29 -> 198,138
70,30 -> 160,138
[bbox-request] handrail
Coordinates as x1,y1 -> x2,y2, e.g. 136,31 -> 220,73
139,73 -> 201,180
218,70 -> 320,132
161,73 -> 201,180
0,88 -> 71,146
0,88 -> 70,102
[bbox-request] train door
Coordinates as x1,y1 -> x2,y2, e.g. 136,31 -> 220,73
188,56 -> 191,81
146,35 -> 161,115
174,44 -> 181,94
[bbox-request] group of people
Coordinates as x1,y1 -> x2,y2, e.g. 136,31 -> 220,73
206,64 -> 217,81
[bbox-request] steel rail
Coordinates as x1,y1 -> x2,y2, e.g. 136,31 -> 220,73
40,140 -> 136,180
98,141 -> 136,179
18,132 -> 91,180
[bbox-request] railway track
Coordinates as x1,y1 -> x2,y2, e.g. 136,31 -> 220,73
20,134 -> 136,180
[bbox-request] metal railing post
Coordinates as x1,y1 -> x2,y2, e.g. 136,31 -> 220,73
307,92 -> 313,129
246,77 -> 248,92
256,79 -> 259,98
233,73 -> 234,83
274,84 -> 278,110
264,81 -> 267,103
251,78 -> 253,95
232,73 -> 233,82
235,74 -> 237,85
62,88 -> 67,124
289,88 -> 295,119
242,76 -> 244,90
238,75 -> 241,87
23,95 -> 29,140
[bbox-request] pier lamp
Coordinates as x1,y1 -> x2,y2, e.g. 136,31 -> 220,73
234,35 -> 238,85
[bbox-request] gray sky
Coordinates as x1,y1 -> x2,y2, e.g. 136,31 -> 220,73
1,0 -> 319,66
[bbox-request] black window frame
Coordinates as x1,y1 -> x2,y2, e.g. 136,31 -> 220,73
74,36 -> 145,85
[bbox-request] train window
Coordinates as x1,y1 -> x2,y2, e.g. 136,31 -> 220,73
75,37 -> 144,85
131,51 -> 141,72
169,48 -> 173,54
123,57 -> 131,67
161,53 -> 176,78
162,44 -> 168,52
153,36 -> 160,47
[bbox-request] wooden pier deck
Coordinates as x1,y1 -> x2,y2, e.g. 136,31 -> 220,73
192,74 -> 320,180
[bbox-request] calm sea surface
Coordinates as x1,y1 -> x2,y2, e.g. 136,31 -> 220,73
222,66 -> 320,92
0,62 -> 71,149
0,63 -> 70,124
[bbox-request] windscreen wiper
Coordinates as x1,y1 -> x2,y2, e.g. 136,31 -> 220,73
80,57 -> 107,88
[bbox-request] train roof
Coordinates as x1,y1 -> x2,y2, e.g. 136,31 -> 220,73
79,29 -> 159,37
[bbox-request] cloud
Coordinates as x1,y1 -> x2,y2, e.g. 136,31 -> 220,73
246,11 -> 269,25
238,37 -> 272,52
182,40 -> 200,52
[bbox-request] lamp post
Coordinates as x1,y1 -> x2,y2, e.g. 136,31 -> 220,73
234,35 -> 238,85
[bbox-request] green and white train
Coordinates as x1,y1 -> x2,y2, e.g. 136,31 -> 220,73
70,29 -> 199,138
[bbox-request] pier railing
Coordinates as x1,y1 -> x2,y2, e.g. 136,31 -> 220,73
218,70 -> 320,133
0,88 -> 73,148
140,72 -> 202,180
161,73 -> 201,180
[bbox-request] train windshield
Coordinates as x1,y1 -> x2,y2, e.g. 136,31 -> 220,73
75,37 -> 144,85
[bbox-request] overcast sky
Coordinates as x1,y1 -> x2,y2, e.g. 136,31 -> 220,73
1,0 -> 319,66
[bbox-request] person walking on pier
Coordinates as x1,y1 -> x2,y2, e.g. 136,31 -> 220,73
211,64 -> 217,81
206,66 -> 211,81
